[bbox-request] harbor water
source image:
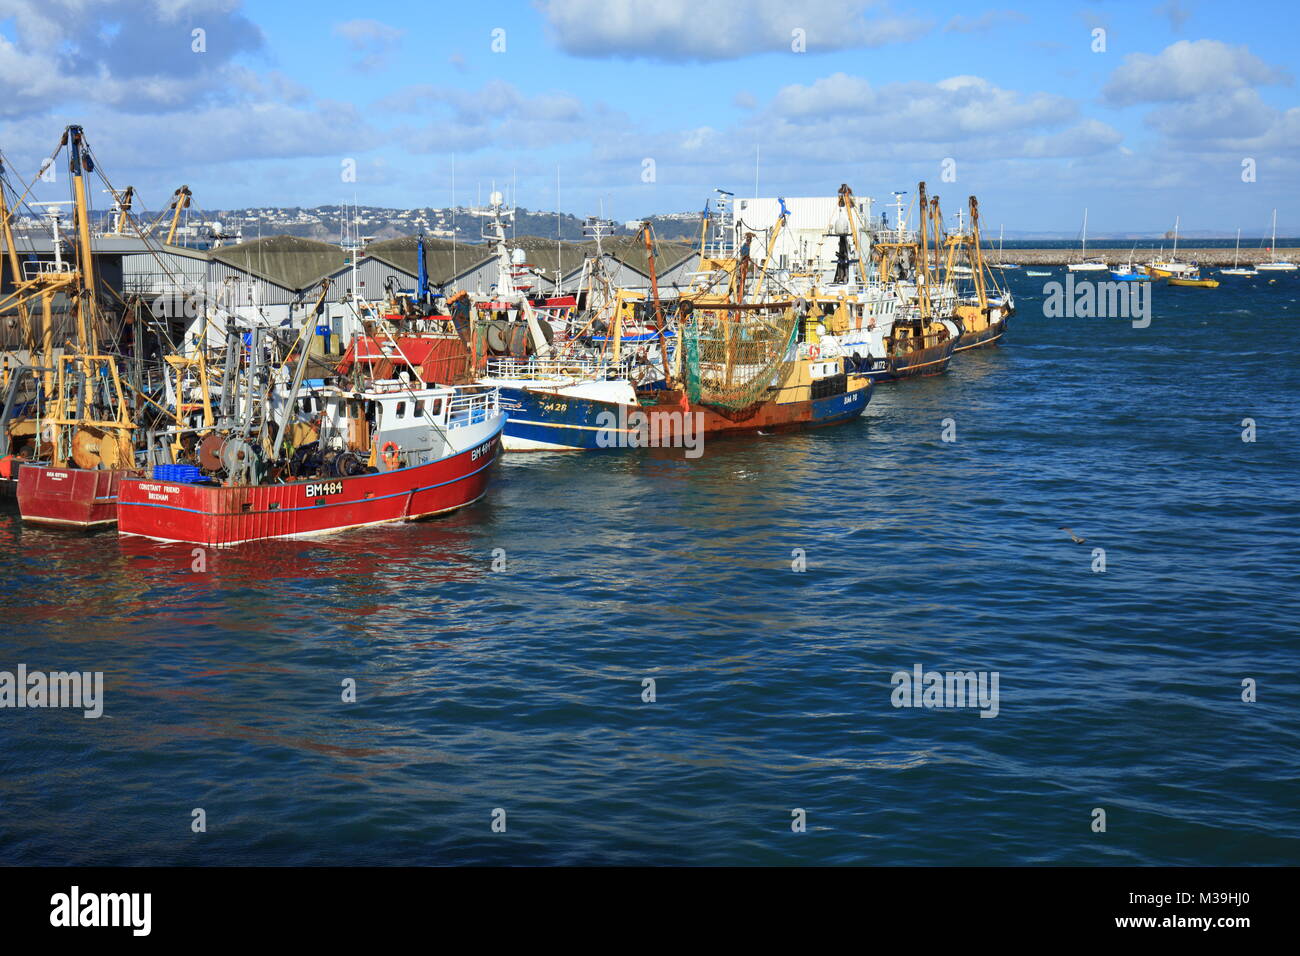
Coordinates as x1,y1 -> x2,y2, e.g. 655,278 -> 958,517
2,270 -> 1297,865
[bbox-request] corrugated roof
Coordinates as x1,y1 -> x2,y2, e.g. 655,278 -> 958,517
360,233 -> 697,287
507,235 -> 589,277
579,236 -> 694,275
209,234 -> 346,291
364,236 -> 493,284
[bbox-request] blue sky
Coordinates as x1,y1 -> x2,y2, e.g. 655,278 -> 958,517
1,0 -> 1297,233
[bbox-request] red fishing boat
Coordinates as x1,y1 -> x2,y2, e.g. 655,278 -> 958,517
4,127 -> 150,530
118,382 -> 504,547
17,464 -> 141,529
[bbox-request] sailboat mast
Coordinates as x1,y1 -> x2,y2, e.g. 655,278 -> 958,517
1082,208 -> 1088,258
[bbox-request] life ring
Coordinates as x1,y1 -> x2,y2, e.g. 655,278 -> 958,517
808,345 -> 821,360
381,441 -> 401,470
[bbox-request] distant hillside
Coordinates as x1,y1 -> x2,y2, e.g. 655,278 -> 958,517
9,202 -> 1280,246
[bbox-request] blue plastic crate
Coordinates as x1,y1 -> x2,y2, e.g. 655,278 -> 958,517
152,464 -> 202,483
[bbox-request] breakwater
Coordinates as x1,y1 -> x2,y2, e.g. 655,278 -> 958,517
989,247 -> 1299,267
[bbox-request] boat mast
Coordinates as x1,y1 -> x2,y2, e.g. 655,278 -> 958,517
916,182 -> 931,320
638,223 -> 670,387
1081,208 -> 1088,260
0,157 -> 31,351
969,196 -> 987,311
67,126 -> 99,354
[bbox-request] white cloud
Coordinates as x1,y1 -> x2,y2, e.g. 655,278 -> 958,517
1144,87 -> 1277,142
0,0 -> 264,116
944,10 -> 1029,33
537,0 -> 931,62
767,73 -> 1078,140
0,100 -> 377,172
332,18 -> 404,72
1103,39 -> 1297,162
1104,39 -> 1288,106
379,80 -> 618,154
1021,119 -> 1124,158
0,0 -> 375,192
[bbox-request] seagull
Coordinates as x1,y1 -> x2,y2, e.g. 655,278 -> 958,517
1059,526 -> 1086,544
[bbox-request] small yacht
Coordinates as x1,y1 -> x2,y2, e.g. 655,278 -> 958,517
991,224 -> 1019,269
1256,210 -> 1297,271
1066,209 -> 1108,271
1221,228 -> 1257,277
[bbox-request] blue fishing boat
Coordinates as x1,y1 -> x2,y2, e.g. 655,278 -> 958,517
479,358 -> 646,451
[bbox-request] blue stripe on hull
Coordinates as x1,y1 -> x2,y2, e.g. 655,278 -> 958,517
809,385 -> 871,426
497,386 -> 626,451
498,380 -> 870,449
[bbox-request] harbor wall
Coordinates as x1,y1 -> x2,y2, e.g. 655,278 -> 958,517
984,248 -> 1300,266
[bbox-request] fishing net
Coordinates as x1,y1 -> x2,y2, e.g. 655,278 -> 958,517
680,306 -> 800,409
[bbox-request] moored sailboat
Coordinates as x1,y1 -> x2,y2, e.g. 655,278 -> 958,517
1066,209 -> 1108,271
1256,210 -> 1297,272
991,224 -> 1019,269
1220,228 -> 1257,277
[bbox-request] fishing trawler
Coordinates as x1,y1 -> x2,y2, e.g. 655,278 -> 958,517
474,189 -> 873,451
1146,216 -> 1198,278
1111,248 -> 1152,282
847,183 -> 959,378
947,196 -> 1014,352
635,296 -> 872,436
117,315 -> 505,546
2,127 -> 153,528
466,203 -> 659,451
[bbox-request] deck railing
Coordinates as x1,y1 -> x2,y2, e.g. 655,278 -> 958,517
445,386 -> 499,428
484,356 -> 631,382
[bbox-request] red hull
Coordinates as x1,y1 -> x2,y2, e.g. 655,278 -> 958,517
17,465 -> 138,529
640,380 -> 871,436
117,428 -> 503,547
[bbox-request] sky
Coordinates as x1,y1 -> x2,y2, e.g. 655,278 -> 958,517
0,0 -> 1297,234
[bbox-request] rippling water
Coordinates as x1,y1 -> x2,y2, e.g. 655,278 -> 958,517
2,272 -> 1298,865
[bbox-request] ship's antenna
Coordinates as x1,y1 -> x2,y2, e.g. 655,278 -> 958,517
556,164 -> 561,288
451,153 -> 457,276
